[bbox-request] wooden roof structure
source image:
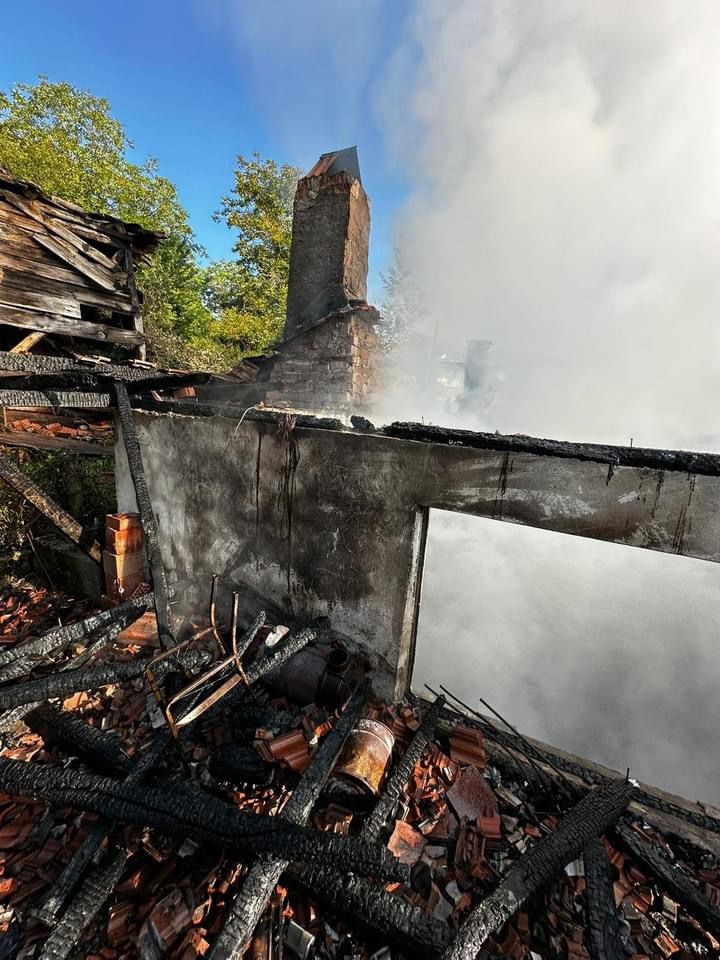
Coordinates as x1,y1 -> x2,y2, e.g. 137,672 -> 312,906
0,170 -> 162,358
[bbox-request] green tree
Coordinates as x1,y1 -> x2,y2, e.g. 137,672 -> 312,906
0,77 -> 215,365
207,153 -> 301,353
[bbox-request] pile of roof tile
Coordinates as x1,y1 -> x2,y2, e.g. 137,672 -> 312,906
0,592 -> 719,960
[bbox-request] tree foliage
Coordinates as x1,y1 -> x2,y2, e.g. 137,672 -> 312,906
0,78 -> 299,370
208,154 -> 300,353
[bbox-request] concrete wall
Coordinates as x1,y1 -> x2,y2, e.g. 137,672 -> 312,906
116,410 -> 720,699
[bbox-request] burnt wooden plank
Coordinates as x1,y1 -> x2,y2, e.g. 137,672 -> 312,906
0,390 -> 111,408
0,351 -> 162,379
0,449 -> 102,562
0,304 -> 144,346
114,381 -> 174,649
442,780 -> 634,960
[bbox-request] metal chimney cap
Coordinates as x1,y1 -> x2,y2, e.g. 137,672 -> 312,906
305,146 -> 361,184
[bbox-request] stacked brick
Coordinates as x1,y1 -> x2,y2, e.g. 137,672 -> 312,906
102,514 -> 147,606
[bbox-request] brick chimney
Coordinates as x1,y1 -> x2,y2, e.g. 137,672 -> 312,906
263,147 -> 381,415
285,147 -> 370,338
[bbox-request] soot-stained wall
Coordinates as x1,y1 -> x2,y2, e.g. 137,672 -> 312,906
116,410 -> 720,699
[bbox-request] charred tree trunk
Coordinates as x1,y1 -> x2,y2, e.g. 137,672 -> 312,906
0,758 -> 406,880
113,381 -> 173,649
0,451 -> 102,562
442,779 -> 634,960
615,820 -> 720,940
583,838 -> 626,960
209,679 -> 371,960
0,649 -> 211,711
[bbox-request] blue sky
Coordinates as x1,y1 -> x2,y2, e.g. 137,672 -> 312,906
0,0 -> 412,300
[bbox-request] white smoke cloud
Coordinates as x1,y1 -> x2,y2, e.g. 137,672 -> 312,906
375,1 -> 720,801
376,0 -> 720,448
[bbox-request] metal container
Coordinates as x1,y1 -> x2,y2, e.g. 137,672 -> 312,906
333,719 -> 395,795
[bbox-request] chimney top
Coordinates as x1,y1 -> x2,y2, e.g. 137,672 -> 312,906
305,146 -> 361,184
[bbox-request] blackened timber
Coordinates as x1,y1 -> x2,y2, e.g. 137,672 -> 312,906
0,371 -> 212,393
383,422 -> 720,479
209,679 -> 371,960
34,822 -> 109,928
362,694 -> 445,843
0,450 -> 102,562
0,759 -> 407,880
0,649 -> 211,711
0,593 -> 153,678
114,381 -> 173,648
291,866 -> 452,958
133,396 -> 345,432
37,849 -> 130,960
615,820 -> 720,940
583,838 -> 626,960
26,703 -> 131,777
0,389 -> 110,407
37,727 -> 175,928
0,630 -> 117,731
0,351 -> 166,380
441,779 -> 634,960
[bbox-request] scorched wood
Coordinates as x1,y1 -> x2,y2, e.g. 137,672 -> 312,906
209,678 -> 371,960
0,592 -> 154,681
26,702 -> 131,777
37,848 -> 130,960
0,759 -> 407,881
583,838 -> 626,960
615,819 -> 720,940
113,381 -> 174,649
362,694 -> 445,843
0,649 -> 212,711
441,778 -> 634,960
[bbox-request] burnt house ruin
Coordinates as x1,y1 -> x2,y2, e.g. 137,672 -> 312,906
1,153 -> 720,960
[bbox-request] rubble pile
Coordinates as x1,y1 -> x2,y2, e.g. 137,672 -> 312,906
0,598 -> 718,959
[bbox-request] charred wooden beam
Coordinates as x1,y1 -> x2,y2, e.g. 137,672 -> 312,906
615,819 -> 720,940
113,381 -> 174,649
35,822 -> 108,928
0,450 -> 102,562
26,703 -> 131,777
442,779 -> 634,960
284,694 -> 451,959
0,593 -> 154,682
382,422 -> 720,478
362,694 -> 445,843
210,679 -> 371,960
0,758 -> 406,881
37,848 -> 130,960
35,725 -> 174,928
293,864 -> 453,958
0,371 -> 212,393
0,351 -> 165,380
583,838 -> 626,960
0,649 -> 211,711
0,628 -> 116,731
0,389 -> 110,407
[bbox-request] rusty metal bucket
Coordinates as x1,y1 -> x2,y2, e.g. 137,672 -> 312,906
333,719 -> 395,795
